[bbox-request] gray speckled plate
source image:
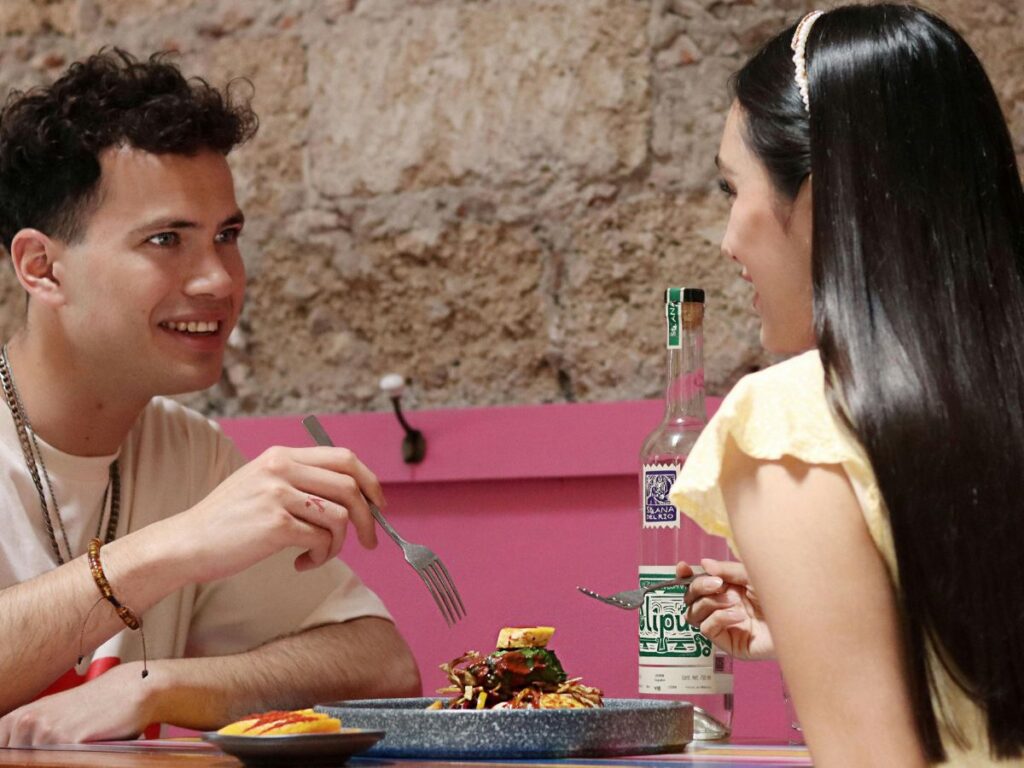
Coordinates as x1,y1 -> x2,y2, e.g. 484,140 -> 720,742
315,697 -> 692,759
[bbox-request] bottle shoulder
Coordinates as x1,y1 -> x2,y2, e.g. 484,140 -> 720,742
640,420 -> 705,461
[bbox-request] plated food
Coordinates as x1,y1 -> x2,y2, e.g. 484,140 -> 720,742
202,723 -> 385,768
217,708 -> 342,736
431,626 -> 603,709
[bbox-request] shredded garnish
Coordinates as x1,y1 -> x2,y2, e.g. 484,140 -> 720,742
435,650 -> 604,710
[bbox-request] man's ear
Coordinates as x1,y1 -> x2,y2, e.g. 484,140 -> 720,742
9,229 -> 65,307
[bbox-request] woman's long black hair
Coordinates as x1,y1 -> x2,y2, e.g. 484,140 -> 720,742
733,4 -> 1024,760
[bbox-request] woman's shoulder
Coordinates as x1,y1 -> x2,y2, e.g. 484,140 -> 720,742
716,349 -> 853,465
726,349 -> 824,404
669,350 -> 854,547
670,348 -> 891,566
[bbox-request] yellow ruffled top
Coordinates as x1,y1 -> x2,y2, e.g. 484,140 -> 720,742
667,350 -> 1014,766
667,350 -> 895,573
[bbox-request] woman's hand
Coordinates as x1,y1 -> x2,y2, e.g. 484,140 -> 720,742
677,558 -> 775,661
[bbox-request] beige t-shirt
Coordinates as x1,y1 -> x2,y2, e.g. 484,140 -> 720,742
668,350 -> 1017,766
0,396 -> 391,696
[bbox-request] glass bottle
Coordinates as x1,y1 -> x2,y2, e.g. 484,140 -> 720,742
638,286 -> 733,740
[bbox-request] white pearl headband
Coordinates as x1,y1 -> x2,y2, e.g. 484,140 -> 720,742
791,10 -> 824,112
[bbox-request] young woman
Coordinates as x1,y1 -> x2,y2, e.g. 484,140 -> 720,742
668,4 -> 1024,765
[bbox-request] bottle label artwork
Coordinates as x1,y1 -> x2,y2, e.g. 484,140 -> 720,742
638,566 -> 719,694
642,464 -> 680,528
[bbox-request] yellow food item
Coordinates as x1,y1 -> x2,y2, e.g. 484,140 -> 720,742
495,626 -> 555,649
538,693 -> 588,709
217,708 -> 341,736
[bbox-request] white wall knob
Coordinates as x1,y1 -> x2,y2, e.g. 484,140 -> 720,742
379,373 -> 406,398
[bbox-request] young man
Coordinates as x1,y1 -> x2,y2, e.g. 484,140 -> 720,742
0,50 -> 420,745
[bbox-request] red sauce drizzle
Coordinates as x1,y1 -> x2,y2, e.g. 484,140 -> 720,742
240,710 -> 321,735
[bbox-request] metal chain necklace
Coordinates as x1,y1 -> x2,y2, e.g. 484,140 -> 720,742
0,345 -> 119,565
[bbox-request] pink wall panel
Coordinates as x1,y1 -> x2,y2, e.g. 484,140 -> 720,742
217,398 -> 791,741
222,398 -> 678,483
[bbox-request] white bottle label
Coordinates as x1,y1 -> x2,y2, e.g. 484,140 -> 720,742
640,665 -> 716,694
642,464 -> 680,529
638,565 -> 717,695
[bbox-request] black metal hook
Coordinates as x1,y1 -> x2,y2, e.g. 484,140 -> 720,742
380,374 -> 426,464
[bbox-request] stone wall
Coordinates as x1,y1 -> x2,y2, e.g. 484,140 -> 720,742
1,0 -> 1021,416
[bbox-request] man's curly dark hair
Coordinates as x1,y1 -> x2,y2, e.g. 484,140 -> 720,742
0,48 -> 258,252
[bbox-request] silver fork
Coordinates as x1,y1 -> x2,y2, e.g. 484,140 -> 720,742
577,569 -> 705,610
302,415 -> 466,627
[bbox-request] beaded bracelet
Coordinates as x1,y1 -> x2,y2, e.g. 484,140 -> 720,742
81,537 -> 148,678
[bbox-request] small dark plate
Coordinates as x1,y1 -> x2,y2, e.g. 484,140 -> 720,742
201,728 -> 385,768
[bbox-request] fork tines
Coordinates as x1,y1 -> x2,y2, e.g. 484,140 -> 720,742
300,414 -> 466,627
417,555 -> 466,626
576,585 -> 640,609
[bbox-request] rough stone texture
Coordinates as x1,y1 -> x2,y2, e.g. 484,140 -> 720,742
0,0 -> 1021,417
306,2 -> 649,204
562,191 -> 772,403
